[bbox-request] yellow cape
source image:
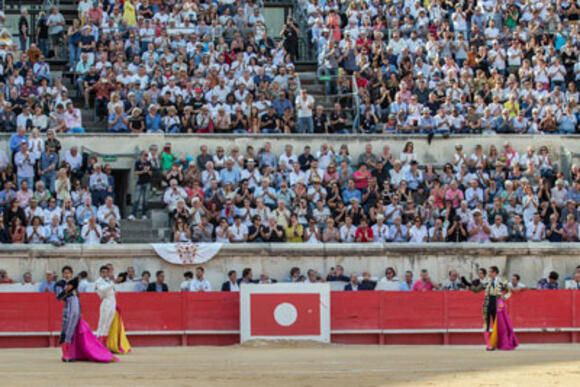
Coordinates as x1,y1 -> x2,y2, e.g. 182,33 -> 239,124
107,310 -> 132,354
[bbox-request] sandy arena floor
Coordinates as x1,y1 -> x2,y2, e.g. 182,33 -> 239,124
1,343 -> 579,386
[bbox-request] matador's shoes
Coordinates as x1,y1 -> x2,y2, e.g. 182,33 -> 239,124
483,332 -> 494,351
61,343 -> 74,362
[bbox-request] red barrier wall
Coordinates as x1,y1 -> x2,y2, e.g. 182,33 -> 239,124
0,291 -> 577,347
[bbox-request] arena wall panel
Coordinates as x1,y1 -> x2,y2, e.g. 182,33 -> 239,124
0,291 -> 578,348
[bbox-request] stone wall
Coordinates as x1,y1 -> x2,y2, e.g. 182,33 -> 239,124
0,243 -> 578,290
1,134 -> 575,170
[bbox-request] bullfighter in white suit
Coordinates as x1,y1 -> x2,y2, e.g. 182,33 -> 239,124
95,265 -> 116,345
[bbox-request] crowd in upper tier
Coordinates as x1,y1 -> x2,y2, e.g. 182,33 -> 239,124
304,0 -> 580,134
4,0 -> 580,134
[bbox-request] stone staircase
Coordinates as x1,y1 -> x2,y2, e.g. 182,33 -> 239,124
121,189 -> 172,243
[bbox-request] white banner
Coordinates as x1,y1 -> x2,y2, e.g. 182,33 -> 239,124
151,243 -> 223,265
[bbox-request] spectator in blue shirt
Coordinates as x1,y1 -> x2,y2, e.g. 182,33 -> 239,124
254,178 -> 278,209
405,161 -> 423,191
272,91 -> 293,118
398,271 -> 414,291
567,180 -> 580,203
145,105 -> 163,132
219,159 -> 240,186
537,271 -> 559,290
253,67 -> 272,88
38,271 -> 56,293
109,105 -> 129,132
0,181 -> 16,212
75,196 -> 97,225
9,126 -> 28,153
342,179 -> 362,204
32,55 -> 51,83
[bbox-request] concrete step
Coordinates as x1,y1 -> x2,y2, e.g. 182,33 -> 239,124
121,233 -> 160,243
151,209 -> 169,230
120,218 -> 153,231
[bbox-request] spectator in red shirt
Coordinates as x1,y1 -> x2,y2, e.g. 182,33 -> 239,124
355,218 -> 374,243
353,163 -> 372,190
412,269 -> 439,292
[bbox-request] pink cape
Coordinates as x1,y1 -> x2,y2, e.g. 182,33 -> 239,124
494,298 -> 519,351
70,319 -> 118,363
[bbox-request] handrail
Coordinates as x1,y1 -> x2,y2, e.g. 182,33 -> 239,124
351,74 -> 360,133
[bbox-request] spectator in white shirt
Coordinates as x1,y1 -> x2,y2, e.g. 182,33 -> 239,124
339,216 -> 357,242
229,215 -> 248,242
180,271 -> 193,291
63,146 -> 83,177
526,213 -> 546,242
163,179 -> 187,211
428,217 -> 447,242
279,145 -> 297,171
565,272 -> 580,290
508,274 -> 527,291
82,216 -> 102,244
371,214 -> 389,242
465,179 -> 483,209
408,216 -> 428,243
97,196 -> 120,225
26,216 -> 47,244
189,267 -> 212,292
490,215 -> 509,242
240,159 -> 262,190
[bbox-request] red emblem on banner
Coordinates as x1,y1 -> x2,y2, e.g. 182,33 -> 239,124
250,293 -> 321,336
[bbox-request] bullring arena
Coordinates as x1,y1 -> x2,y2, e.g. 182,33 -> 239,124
3,0 -> 580,382
1,344 -> 580,386
2,244 -> 580,386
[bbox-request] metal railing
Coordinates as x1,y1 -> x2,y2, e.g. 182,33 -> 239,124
351,74 -> 360,134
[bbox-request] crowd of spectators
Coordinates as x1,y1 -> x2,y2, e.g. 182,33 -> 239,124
66,0 -> 313,134
0,128 -> 121,244
304,0 -> 580,134
157,139 -> 580,243
1,264 -> 579,292
3,0 -> 580,134
0,7 -> 85,134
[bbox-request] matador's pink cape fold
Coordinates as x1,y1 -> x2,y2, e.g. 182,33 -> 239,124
70,319 -> 118,363
489,299 -> 519,351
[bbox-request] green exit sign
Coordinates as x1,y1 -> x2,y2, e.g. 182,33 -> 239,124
103,155 -> 117,162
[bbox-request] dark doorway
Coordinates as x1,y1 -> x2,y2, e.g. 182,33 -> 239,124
111,169 -> 130,217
